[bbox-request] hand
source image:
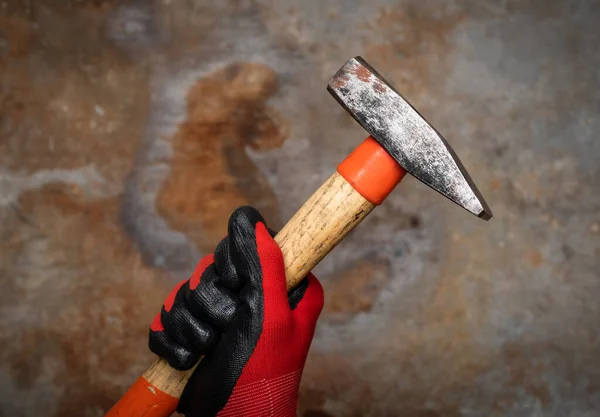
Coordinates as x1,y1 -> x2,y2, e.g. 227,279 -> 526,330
148,206 -> 324,417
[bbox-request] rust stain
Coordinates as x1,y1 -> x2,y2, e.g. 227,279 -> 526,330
364,4 -> 465,101
2,184 -> 170,415
156,62 -> 288,252
344,229 -> 494,415
0,12 -> 162,415
303,411 -> 335,417
373,80 -> 386,94
301,350 -> 465,417
0,4 -> 287,414
300,210 -> 495,416
415,270 -> 493,393
322,257 -> 391,320
330,74 -> 349,90
74,0 -> 118,11
353,64 -> 372,83
490,178 -> 502,190
524,250 -> 543,267
0,1 -> 149,182
298,387 -> 328,416
0,11 -> 158,414
491,341 -> 556,410
299,355 -> 376,417
0,14 -> 32,59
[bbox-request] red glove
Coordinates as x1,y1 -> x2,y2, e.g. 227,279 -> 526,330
149,206 -> 324,417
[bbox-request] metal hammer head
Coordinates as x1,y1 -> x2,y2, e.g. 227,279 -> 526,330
328,56 -> 493,220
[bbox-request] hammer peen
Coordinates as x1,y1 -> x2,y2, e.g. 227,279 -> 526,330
106,56 -> 493,416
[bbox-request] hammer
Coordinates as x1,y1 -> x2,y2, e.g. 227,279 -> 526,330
106,56 -> 492,416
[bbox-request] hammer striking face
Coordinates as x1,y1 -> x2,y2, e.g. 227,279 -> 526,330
328,56 -> 493,220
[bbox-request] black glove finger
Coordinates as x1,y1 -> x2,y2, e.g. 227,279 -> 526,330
216,206 -> 266,293
148,328 -> 198,371
226,210 -> 308,311
185,265 -> 239,331
213,237 -> 240,290
160,287 -> 217,358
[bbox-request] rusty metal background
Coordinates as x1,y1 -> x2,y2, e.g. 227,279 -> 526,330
0,0 -> 599,416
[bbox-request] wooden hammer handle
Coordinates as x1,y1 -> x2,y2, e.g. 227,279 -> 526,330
106,137 -> 405,417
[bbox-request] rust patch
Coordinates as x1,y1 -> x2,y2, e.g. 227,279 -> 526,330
0,10 -> 156,413
74,0 -> 118,11
490,178 -> 502,190
318,228 -> 494,415
303,411 -> 335,417
353,64 -> 372,83
0,1 -> 149,183
156,62 -> 288,253
373,80 -> 386,94
298,355 -> 376,417
300,351 -> 465,417
300,215 -> 496,415
322,258 -> 391,320
364,4 -> 465,101
0,4 -> 157,407
298,387 -> 328,416
499,342 -> 551,407
2,185 -> 170,415
330,74 -> 349,90
0,14 -> 32,59
524,250 -> 543,267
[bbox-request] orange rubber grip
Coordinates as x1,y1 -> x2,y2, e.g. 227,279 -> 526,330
105,377 -> 179,417
337,136 -> 406,205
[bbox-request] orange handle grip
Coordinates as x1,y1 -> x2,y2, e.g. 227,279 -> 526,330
337,136 -> 406,204
106,377 -> 179,417
106,136 -> 405,417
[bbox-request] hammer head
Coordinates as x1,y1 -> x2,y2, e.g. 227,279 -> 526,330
328,56 -> 493,220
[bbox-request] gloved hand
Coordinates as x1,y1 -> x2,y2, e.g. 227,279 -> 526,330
148,206 -> 324,417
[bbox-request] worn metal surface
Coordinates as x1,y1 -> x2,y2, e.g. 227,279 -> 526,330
329,56 -> 492,220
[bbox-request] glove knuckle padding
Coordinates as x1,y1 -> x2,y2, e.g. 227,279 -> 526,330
213,239 -> 240,290
149,329 -> 197,371
186,268 -> 238,330
161,292 -> 217,354
168,345 -> 199,371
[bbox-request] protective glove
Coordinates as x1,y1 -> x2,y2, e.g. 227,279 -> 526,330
148,206 -> 324,417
